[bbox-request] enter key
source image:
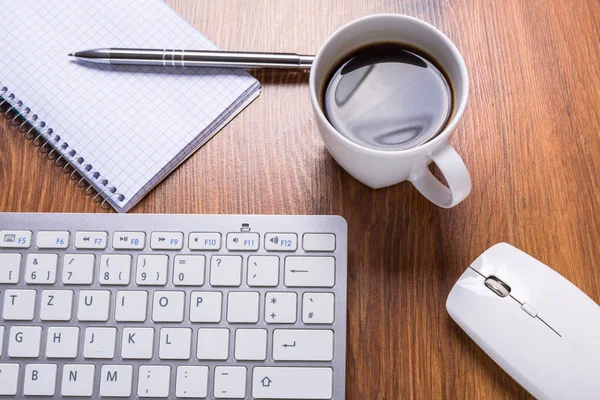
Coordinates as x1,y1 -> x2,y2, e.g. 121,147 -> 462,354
272,329 -> 334,361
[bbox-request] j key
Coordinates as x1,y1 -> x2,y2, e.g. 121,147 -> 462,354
84,327 -> 117,359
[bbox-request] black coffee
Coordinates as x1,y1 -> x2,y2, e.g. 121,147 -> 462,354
321,43 -> 453,151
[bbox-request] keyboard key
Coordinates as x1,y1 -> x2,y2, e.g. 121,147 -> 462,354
138,365 -> 171,398
112,231 -> 145,250
84,327 -> 116,359
251,367 -> 333,399
121,328 -> 154,359
100,365 -> 133,397
0,253 -> 21,283
235,329 -> 267,361
99,254 -> 132,285
159,328 -> 192,360
273,329 -> 334,361
173,255 -> 205,286
36,231 -> 69,249
152,291 -> 185,322
62,364 -> 95,397
136,254 -> 168,285
62,254 -> 95,284
115,291 -> 148,322
75,231 -> 108,249
303,293 -> 335,324
247,256 -> 279,287
226,232 -> 259,251
189,291 -> 222,322
284,257 -> 335,287
0,326 -> 4,356
0,363 -> 19,395
214,366 -> 247,399
210,255 -> 242,286
151,232 -> 184,250
8,326 -> 42,357
40,290 -> 73,321
302,233 -> 336,252
78,290 -> 110,321
46,327 -> 79,358
265,292 -> 297,324
25,253 -> 58,284
264,233 -> 298,251
0,230 -> 31,248
189,232 -> 221,250
176,366 -> 209,398
197,328 -> 229,360
227,292 -> 259,323
23,363 -> 57,396
3,289 -> 36,320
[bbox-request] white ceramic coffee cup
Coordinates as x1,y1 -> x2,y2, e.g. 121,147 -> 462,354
309,14 -> 471,208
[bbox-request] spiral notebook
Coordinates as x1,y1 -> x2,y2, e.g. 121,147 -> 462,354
0,0 -> 261,212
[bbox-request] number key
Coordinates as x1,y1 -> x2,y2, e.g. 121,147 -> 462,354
62,254 -> 95,284
173,255 -> 205,286
25,254 -> 58,284
98,255 -> 131,285
136,255 -> 168,285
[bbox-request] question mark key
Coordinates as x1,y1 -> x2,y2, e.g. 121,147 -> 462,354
210,255 -> 242,286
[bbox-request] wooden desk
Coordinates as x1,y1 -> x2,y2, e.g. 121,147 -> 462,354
2,0 -> 599,398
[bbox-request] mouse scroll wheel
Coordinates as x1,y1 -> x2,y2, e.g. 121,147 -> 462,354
484,276 -> 511,297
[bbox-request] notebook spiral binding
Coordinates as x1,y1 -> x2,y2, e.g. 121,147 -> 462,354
0,84 -> 125,211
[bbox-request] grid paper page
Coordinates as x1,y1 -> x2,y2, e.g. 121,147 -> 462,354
0,0 -> 260,211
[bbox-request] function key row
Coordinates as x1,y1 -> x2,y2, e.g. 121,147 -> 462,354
0,231 -> 336,252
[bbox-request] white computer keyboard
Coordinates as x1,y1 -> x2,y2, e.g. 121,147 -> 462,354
0,213 -> 347,399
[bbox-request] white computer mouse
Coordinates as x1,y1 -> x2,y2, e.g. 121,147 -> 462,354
446,242 -> 600,399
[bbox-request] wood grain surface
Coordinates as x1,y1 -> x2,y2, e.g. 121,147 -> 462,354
2,0 -> 600,398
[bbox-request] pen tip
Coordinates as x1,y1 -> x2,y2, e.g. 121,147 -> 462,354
68,53 -> 75,57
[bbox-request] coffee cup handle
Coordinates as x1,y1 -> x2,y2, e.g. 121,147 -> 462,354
409,144 -> 471,208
